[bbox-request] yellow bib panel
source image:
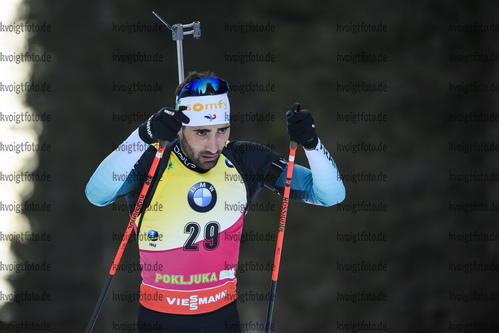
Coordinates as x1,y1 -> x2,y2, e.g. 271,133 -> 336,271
137,149 -> 247,314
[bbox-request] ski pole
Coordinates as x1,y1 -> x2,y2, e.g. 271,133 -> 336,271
85,145 -> 165,333
264,102 -> 300,333
85,12 -> 200,332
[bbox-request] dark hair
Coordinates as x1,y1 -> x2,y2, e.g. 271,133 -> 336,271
175,71 -> 220,96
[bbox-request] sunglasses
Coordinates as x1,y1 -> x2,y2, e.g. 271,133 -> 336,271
176,78 -> 229,101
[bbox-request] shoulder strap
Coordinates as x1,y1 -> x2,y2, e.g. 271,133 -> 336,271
222,145 -> 251,213
136,139 -> 176,235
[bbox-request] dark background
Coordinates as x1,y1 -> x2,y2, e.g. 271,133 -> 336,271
2,0 -> 499,332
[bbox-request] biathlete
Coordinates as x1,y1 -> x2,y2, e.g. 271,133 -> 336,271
85,71 -> 345,332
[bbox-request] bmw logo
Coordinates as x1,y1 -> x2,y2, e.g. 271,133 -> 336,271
187,182 -> 217,213
225,158 -> 234,168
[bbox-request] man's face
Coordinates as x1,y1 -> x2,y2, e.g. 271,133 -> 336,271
178,123 -> 230,171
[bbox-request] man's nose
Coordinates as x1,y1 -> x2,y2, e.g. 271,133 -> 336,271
204,133 -> 219,153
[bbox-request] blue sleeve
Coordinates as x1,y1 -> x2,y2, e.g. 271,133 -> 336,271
275,139 -> 345,207
85,161 -> 139,207
85,129 -> 150,206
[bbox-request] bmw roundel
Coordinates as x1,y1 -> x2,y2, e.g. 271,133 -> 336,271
225,158 -> 234,168
187,182 -> 217,213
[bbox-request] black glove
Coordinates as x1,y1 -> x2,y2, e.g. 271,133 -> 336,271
138,106 -> 190,144
286,103 -> 318,149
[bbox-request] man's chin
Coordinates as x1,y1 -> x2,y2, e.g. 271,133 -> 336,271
197,156 -> 220,170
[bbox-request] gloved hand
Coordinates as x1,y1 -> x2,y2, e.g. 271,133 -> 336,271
286,103 -> 318,149
138,106 -> 190,144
